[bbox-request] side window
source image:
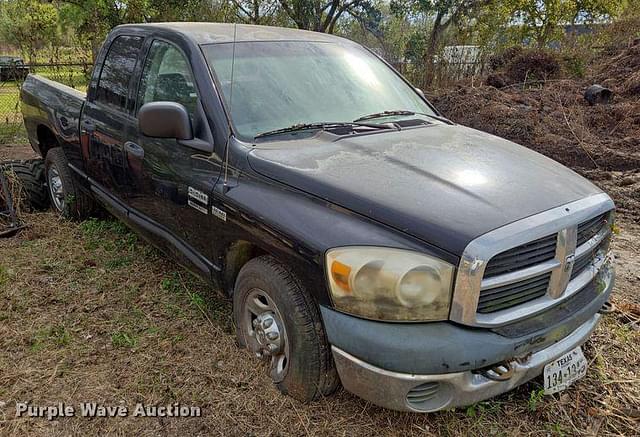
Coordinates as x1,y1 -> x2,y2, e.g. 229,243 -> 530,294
96,35 -> 143,110
137,41 -> 198,116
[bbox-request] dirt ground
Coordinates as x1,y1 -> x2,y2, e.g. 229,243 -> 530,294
0,143 -> 37,161
0,140 -> 639,436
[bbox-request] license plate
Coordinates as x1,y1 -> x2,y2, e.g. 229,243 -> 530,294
543,346 -> 587,395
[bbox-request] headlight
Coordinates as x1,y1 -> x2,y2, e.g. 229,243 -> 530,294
326,247 -> 454,321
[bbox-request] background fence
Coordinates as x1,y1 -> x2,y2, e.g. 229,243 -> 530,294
0,55 -> 484,147
0,63 -> 90,145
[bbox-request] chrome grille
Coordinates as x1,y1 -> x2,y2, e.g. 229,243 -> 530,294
477,272 -> 551,313
576,213 -> 608,246
570,235 -> 610,281
483,234 -> 557,278
451,194 -> 615,327
468,201 -> 613,318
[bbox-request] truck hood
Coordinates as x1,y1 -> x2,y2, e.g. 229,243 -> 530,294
247,124 -> 602,256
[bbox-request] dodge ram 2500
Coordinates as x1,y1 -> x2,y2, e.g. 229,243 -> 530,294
21,22 -> 615,412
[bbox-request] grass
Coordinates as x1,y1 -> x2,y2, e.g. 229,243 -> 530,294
111,331 -> 138,349
0,213 -> 638,435
31,325 -> 72,351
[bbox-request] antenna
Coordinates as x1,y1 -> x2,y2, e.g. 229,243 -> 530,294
223,23 -> 238,188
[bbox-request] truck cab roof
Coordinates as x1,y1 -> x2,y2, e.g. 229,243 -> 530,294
115,22 -> 347,45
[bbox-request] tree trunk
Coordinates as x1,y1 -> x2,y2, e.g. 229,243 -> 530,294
423,11 -> 446,87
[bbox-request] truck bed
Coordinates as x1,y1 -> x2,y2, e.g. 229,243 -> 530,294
21,74 -> 86,156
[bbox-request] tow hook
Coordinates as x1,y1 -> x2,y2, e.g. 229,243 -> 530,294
598,300 -> 615,314
477,361 -> 514,381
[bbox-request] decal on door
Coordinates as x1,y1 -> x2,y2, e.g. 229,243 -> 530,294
188,186 -> 208,204
211,206 -> 227,222
188,199 -> 208,214
188,186 -> 209,215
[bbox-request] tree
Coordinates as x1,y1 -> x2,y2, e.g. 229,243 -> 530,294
391,0 -> 493,84
504,0 -> 624,47
227,0 -> 283,24
278,0 -> 377,33
0,0 -> 59,63
58,0 -> 156,60
338,1 -> 410,62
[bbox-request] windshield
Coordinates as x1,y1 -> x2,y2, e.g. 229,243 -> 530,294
202,40 -> 436,140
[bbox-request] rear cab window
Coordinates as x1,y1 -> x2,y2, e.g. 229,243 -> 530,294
95,35 -> 144,111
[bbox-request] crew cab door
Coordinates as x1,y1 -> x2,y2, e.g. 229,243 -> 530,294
81,35 -> 144,198
129,39 -> 220,260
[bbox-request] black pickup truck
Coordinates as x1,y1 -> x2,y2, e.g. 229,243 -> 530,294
21,23 -> 615,412
0,56 -> 29,81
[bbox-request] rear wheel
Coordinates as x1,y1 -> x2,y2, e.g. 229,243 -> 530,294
0,159 -> 49,211
44,148 -> 93,220
233,256 -> 338,402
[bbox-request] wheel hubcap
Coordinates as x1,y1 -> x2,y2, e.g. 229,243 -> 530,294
47,166 -> 64,211
243,289 -> 289,382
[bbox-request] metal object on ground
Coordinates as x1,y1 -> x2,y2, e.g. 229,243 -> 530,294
584,85 -> 614,105
0,171 -> 26,237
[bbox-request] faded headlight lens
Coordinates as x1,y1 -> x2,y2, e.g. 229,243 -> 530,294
326,247 -> 454,321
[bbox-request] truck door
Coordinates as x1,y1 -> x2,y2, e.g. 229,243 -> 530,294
81,35 -> 144,200
129,39 -> 221,260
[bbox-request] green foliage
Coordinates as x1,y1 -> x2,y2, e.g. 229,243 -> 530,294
31,325 -> 71,351
476,0 -> 624,48
0,0 -> 630,93
111,330 -> 138,348
528,386 -> 545,411
160,272 -> 182,293
0,0 -> 59,63
80,218 -> 137,253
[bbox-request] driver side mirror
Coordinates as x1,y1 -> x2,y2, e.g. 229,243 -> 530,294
415,88 -> 426,99
139,101 -> 193,140
138,101 -> 214,154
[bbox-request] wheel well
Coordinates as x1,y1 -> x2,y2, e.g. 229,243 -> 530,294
36,125 -> 58,157
223,240 -> 267,295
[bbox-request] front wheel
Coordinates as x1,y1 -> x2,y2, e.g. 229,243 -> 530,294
233,256 -> 338,402
44,148 -> 93,220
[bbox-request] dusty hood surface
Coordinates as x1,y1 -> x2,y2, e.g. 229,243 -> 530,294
248,124 -> 603,255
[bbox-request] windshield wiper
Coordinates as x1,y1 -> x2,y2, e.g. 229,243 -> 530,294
353,110 -> 416,122
354,110 -> 452,124
254,121 -> 392,139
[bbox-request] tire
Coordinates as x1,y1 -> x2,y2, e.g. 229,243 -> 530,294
0,159 -> 49,211
233,255 -> 339,402
44,148 -> 93,220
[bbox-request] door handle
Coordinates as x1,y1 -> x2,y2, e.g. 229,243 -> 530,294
81,119 -> 95,133
124,141 -> 144,159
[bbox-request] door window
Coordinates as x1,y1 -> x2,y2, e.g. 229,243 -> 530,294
137,41 -> 198,116
96,35 -> 143,110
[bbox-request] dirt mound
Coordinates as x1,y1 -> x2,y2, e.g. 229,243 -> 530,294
433,40 -> 640,219
486,47 -> 562,87
595,41 -> 640,96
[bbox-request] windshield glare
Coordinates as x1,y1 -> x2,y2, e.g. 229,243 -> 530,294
203,41 -> 435,140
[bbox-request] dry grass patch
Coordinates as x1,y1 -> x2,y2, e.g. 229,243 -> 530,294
0,212 -> 638,436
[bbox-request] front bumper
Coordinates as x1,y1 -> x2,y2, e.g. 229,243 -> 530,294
324,261 -> 614,412
333,312 -> 601,412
